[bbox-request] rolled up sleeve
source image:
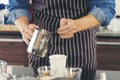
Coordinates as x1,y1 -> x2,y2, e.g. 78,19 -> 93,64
7,9 -> 31,24
89,0 -> 116,26
6,0 -> 31,24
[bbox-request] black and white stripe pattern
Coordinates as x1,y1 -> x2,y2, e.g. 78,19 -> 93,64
30,0 -> 97,79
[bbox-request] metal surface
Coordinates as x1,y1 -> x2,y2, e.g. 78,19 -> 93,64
0,38 -> 23,42
96,31 -> 120,37
97,41 -> 120,46
27,28 -> 52,57
6,65 -> 120,80
96,24 -> 120,37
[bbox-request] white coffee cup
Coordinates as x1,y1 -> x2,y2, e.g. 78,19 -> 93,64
49,54 -> 67,78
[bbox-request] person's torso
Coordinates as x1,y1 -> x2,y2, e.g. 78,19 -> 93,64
30,0 -> 97,69
32,0 -> 90,31
32,0 -> 90,19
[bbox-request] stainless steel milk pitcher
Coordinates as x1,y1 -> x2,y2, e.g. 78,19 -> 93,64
27,28 -> 52,57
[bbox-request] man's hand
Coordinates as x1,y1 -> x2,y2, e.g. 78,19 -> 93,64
57,14 -> 101,39
15,16 -> 38,44
57,18 -> 77,39
21,24 -> 37,45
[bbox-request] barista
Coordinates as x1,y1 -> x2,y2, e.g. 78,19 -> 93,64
7,0 -> 115,80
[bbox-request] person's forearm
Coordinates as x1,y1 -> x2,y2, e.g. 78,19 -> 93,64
15,16 -> 29,31
75,14 -> 101,32
14,16 -> 36,44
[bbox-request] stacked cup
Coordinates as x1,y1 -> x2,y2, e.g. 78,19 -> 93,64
49,54 -> 67,78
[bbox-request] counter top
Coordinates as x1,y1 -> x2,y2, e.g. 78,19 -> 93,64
8,70 -> 120,80
0,38 -> 23,42
6,66 -> 120,80
96,27 -> 120,37
97,31 -> 120,37
97,70 -> 120,80
0,24 -> 19,32
1,25 -> 120,37
0,25 -> 21,36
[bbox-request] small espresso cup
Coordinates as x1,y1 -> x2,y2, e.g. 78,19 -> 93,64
63,68 -> 82,80
37,66 -> 56,80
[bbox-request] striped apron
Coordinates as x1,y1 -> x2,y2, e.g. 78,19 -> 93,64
30,0 -> 97,80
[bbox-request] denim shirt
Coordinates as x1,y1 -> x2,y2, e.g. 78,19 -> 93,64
7,0 -> 116,26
